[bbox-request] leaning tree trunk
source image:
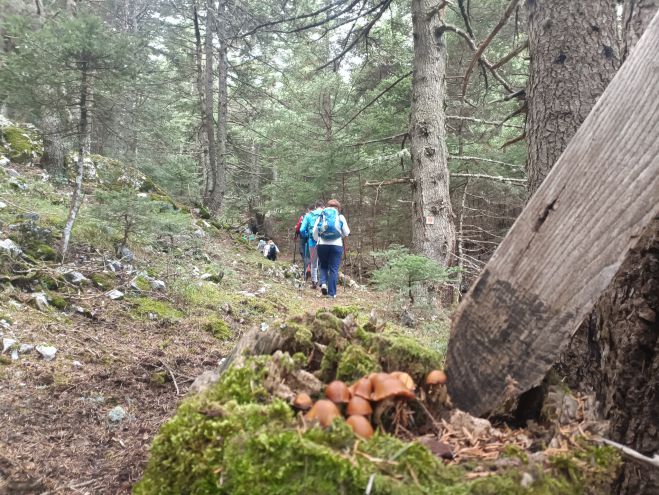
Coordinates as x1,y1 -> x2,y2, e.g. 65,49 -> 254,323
61,61 -> 92,261
525,0 -> 619,198
558,6 -> 659,494
409,0 -> 455,266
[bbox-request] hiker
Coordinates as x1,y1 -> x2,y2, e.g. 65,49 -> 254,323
264,239 -> 279,261
313,199 -> 350,298
294,206 -> 312,278
257,238 -> 266,253
301,200 -> 324,288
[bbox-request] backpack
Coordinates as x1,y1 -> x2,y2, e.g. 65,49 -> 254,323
295,215 -> 304,237
303,210 -> 321,239
317,208 -> 342,240
268,244 -> 277,257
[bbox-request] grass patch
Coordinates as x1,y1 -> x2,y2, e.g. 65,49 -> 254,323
129,296 -> 184,321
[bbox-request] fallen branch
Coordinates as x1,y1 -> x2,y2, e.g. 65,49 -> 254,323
159,359 -> 180,396
596,437 -> 659,469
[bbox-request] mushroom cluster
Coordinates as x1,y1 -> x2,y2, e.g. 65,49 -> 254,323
294,369 -> 447,440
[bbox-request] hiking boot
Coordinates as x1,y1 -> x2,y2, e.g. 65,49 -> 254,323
321,284 -> 328,296
311,282 -> 317,290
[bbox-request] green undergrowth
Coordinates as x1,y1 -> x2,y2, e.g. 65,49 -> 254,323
0,124 -> 43,164
136,311 -> 619,494
128,296 -> 184,322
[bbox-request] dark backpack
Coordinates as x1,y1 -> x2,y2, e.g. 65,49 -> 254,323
268,244 -> 277,257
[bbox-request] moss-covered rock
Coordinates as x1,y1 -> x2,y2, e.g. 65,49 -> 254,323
204,316 -> 232,340
330,305 -> 362,319
0,124 -> 43,164
335,344 -> 380,382
47,292 -> 68,310
90,271 -> 117,290
129,296 -> 183,321
24,243 -> 58,261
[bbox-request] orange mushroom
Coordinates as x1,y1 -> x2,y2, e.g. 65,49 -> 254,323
350,377 -> 373,400
305,400 -> 342,427
346,396 -> 373,416
369,372 -> 391,390
425,370 -> 447,386
293,393 -> 313,411
325,381 -> 351,404
346,415 -> 374,439
390,371 -> 416,391
372,377 -> 415,401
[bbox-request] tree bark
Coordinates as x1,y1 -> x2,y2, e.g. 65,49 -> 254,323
203,0 -> 219,212
207,0 -> 229,214
61,61 -> 91,261
409,0 -> 455,266
525,0 -> 619,198
558,7 -> 659,494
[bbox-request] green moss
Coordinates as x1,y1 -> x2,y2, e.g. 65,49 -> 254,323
90,272 -> 117,290
48,292 -> 68,310
502,444 -> 529,463
129,296 -> 184,321
38,275 -> 63,290
330,305 -> 361,319
133,276 -> 152,292
0,355 -> 12,365
369,331 -> 443,383
151,371 -> 168,386
204,317 -> 232,340
279,319 -> 313,354
0,125 -> 42,164
24,243 -> 58,261
335,344 -> 380,382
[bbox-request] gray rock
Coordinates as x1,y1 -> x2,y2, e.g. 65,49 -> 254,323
260,322 -> 270,332
0,239 -> 22,256
0,201 -> 6,209
72,360 -> 83,368
520,472 -> 534,488
10,349 -> 19,361
0,156 -> 9,167
66,271 -> 89,285
107,260 -> 122,272
193,229 -> 206,238
19,344 -> 34,353
8,177 -> 27,190
2,337 -> 17,353
150,279 -> 166,291
118,246 -> 134,262
108,405 -> 127,423
400,308 -> 417,328
5,168 -> 21,178
107,289 -> 124,300
20,212 -> 40,221
33,292 -> 49,311
190,369 -> 221,394
36,344 -> 57,361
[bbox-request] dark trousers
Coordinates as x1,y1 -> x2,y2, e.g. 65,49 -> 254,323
317,244 -> 343,297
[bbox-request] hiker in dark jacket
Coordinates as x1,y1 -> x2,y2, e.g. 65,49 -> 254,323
313,199 -> 350,298
264,239 -> 279,261
295,206 -> 312,279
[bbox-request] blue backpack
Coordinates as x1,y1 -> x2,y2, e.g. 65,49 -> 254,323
304,210 -> 321,239
317,208 -> 342,240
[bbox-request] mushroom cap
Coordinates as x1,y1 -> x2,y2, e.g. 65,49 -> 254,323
305,400 -> 342,427
426,370 -> 448,385
350,377 -> 373,399
346,415 -> 374,439
390,371 -> 416,391
325,380 -> 351,403
372,377 -> 416,401
369,372 -> 391,390
293,392 -> 313,411
346,396 -> 373,416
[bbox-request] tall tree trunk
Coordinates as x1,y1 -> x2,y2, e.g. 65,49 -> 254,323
40,114 -> 66,176
208,0 -> 229,213
409,0 -> 455,266
61,62 -> 91,261
558,7 -> 659,494
203,0 -> 219,211
525,0 -> 619,198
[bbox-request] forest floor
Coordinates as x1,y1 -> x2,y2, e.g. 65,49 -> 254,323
0,161 -> 427,494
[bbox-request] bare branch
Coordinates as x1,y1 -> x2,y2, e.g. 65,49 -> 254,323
451,172 -> 526,185
460,0 -> 520,98
491,39 -> 529,70
500,132 -> 526,149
